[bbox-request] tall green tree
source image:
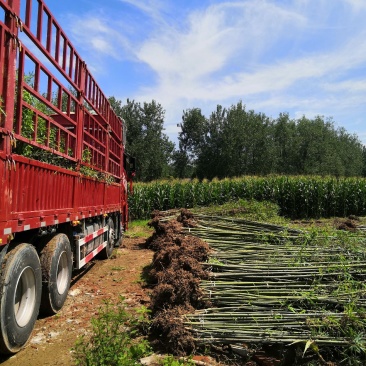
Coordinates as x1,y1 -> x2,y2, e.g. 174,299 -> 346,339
176,106 -> 227,179
336,127 -> 363,177
175,101 -> 364,179
273,113 -> 298,174
286,116 -> 363,176
362,146 -> 366,177
222,103 -> 276,176
196,105 -> 226,179
174,108 -> 207,178
109,97 -> 174,182
176,102 -> 277,179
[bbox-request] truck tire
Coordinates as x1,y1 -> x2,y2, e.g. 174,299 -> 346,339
0,244 -> 42,354
115,213 -> 123,247
99,218 -> 115,259
39,234 -> 72,315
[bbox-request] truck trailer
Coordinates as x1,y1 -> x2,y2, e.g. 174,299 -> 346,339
0,0 -> 134,354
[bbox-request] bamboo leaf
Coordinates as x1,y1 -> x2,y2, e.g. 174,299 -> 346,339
303,340 -> 314,357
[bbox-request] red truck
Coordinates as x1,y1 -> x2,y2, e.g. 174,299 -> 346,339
0,0 -> 134,354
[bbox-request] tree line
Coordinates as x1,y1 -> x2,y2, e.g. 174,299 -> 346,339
109,98 -> 366,182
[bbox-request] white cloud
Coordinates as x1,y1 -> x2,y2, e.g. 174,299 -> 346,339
60,0 -> 366,144
344,0 -> 366,10
67,14 -> 131,61
125,0 -> 366,144
118,0 -> 165,22
323,79 -> 366,93
137,1 -> 306,79
135,1 -> 308,107
203,30 -> 366,100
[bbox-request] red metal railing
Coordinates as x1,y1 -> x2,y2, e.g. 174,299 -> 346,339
22,0 -> 83,93
1,0 -> 124,175
14,44 -> 78,161
0,0 -> 127,244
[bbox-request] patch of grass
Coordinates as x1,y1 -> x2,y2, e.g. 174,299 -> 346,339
111,266 -> 125,271
109,249 -> 120,259
193,199 -> 287,224
160,355 -> 195,365
126,220 -> 153,238
72,297 -> 151,366
207,257 -> 224,266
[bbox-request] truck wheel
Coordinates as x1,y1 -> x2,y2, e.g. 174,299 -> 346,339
0,244 -> 42,354
115,214 -> 124,247
39,234 -> 72,315
99,218 -> 115,259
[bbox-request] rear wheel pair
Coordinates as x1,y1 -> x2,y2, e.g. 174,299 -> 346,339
39,234 -> 72,315
99,217 -> 116,259
0,217 -> 117,354
0,234 -> 72,354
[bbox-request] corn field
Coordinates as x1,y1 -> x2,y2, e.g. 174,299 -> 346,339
128,176 -> 366,219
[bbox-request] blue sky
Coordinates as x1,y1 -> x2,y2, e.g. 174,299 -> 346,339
43,0 -> 366,146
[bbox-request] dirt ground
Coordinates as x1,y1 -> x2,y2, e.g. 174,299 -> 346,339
0,237 -> 153,366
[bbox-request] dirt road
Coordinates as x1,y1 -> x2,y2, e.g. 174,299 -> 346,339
0,237 -> 153,366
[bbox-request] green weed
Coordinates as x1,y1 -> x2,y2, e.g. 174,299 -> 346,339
160,355 -> 195,365
126,220 -> 153,238
111,266 -> 125,271
72,297 -> 151,366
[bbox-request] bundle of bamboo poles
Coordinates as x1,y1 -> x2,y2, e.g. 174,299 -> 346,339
183,215 -> 366,356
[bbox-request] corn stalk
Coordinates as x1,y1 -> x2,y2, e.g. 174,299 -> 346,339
129,176 -> 366,220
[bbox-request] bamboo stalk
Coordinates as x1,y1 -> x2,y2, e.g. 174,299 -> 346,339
183,215 -> 366,351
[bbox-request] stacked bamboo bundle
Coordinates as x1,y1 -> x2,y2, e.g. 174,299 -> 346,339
183,215 -> 366,360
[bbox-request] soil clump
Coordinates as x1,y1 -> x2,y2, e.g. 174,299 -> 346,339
334,217 -> 358,231
146,210 -> 211,356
